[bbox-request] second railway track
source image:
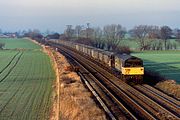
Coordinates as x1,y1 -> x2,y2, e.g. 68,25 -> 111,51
134,85 -> 180,117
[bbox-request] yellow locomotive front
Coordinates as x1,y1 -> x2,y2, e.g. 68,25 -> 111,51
122,67 -> 144,75
122,58 -> 144,83
115,54 -> 144,84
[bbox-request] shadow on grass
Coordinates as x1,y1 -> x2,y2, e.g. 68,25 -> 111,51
143,60 -> 180,85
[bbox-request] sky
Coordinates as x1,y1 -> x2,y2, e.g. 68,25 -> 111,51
0,0 -> 180,33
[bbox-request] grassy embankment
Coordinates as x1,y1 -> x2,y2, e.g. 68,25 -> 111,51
51,48 -> 106,120
0,38 -> 55,119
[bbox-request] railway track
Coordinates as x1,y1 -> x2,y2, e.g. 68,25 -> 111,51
134,85 -> 180,117
49,42 -> 180,120
59,48 -> 136,120
143,84 -> 180,105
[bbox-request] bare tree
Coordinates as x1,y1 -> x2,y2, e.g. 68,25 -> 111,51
147,26 -> 162,50
103,24 -> 126,51
75,25 -> 82,39
86,23 -> 90,39
23,29 -> 43,41
45,29 -> 50,36
20,30 -> 26,37
64,25 -> 74,40
33,29 -> 40,34
85,23 -> 94,39
160,26 -> 172,50
175,29 -> 180,42
130,25 -> 151,51
92,27 -> 105,48
148,26 -> 160,39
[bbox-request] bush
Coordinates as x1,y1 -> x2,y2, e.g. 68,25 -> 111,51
116,45 -> 131,54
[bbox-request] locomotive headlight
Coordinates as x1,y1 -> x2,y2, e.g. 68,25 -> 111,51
122,67 -> 144,75
125,69 -> 131,74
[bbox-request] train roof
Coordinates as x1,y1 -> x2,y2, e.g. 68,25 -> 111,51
115,54 -> 142,61
75,43 -> 95,49
103,50 -> 114,55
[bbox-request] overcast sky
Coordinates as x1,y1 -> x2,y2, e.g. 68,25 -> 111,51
0,0 -> 179,33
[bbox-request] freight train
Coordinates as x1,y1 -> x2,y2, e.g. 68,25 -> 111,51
49,40 -> 144,84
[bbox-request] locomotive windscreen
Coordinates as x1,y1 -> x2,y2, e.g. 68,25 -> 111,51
125,59 -> 143,67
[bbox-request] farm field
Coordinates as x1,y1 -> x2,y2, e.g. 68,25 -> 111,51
0,38 -> 41,49
133,51 -> 180,84
0,38 -> 55,119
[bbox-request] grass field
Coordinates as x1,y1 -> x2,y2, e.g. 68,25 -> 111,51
121,38 -> 180,84
120,39 -> 180,50
0,38 -> 41,49
0,38 -> 55,119
133,51 -> 180,84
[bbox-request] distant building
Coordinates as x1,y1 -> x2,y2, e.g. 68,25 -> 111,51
0,33 -> 17,38
5,33 -> 17,38
0,34 -> 10,38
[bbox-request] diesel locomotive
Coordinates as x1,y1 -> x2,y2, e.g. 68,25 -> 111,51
49,40 -> 144,84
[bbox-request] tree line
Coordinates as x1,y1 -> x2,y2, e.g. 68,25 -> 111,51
63,24 -> 180,52
1,25 -> 180,52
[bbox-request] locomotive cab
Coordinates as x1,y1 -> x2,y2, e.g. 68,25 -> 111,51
125,58 -> 143,67
114,54 -> 144,84
122,56 -> 144,84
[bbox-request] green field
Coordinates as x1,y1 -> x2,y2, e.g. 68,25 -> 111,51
0,38 -> 55,119
0,38 -> 41,49
133,51 -> 180,84
120,38 -> 180,84
120,39 -> 180,50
